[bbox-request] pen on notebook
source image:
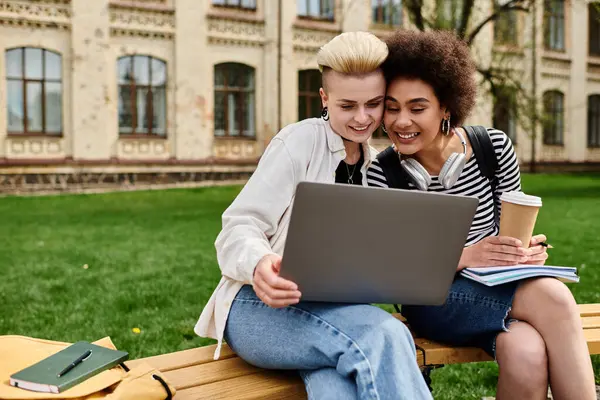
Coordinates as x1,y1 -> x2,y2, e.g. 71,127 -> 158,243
539,242 -> 554,249
57,350 -> 92,378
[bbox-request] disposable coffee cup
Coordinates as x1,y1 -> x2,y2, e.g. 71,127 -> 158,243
499,191 -> 543,248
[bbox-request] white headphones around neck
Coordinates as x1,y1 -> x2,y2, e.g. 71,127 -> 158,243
398,128 -> 468,191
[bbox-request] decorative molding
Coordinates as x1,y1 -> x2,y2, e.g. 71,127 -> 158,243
0,169 -> 253,194
293,27 -> 339,52
587,63 -> 600,82
542,58 -> 571,70
540,145 -> 567,161
586,148 -> 600,162
293,18 -> 339,33
206,8 -> 263,24
213,138 -> 258,159
207,15 -> 265,48
5,136 -> 64,158
109,5 -> 174,40
110,0 -> 169,10
541,71 -> 571,80
0,0 -> 71,30
117,138 -> 171,159
541,56 -> 570,79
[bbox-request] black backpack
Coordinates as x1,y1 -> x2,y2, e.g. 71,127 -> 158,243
375,125 -> 500,223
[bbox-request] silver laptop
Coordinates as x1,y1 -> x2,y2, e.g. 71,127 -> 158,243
279,181 -> 479,305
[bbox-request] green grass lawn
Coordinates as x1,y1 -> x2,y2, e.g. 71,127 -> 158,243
1,173 -> 599,399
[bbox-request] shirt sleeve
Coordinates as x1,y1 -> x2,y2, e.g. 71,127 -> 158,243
366,159 -> 390,188
489,129 -> 522,215
214,137 -> 299,284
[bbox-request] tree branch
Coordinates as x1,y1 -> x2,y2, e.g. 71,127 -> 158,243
466,0 -> 531,46
404,0 -> 426,31
458,0 -> 476,40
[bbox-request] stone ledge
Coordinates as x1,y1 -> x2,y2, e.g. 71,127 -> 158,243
0,179 -> 248,197
0,166 -> 256,194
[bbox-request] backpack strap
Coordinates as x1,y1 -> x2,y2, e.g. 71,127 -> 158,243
375,146 -> 410,189
463,125 -> 500,224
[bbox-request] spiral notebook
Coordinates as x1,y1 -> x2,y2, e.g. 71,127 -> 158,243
460,265 -> 579,286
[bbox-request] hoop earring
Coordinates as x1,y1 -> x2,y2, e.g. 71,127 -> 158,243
381,123 -> 388,134
321,107 -> 329,121
441,116 -> 451,136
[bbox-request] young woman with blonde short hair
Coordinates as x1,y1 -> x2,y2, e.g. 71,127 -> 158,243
195,32 -> 432,400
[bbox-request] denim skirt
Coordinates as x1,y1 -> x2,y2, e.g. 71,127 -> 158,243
401,276 -> 520,358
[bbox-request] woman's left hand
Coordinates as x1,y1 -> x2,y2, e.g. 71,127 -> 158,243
524,234 -> 549,265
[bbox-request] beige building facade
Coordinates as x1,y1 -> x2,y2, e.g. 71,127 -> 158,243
0,0 -> 598,192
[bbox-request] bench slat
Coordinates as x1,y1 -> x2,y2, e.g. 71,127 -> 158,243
414,338 -> 492,365
584,328 -> 600,354
582,316 -> 600,329
578,304 -> 600,317
163,356 -> 262,390
132,303 -> 600,399
128,344 -> 235,372
173,370 -> 306,400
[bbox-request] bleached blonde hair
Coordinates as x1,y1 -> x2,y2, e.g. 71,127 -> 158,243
317,31 -> 388,75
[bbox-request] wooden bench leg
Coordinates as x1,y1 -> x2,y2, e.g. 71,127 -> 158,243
421,365 -> 443,392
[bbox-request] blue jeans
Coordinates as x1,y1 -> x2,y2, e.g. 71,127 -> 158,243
402,276 -> 519,358
224,285 -> 432,400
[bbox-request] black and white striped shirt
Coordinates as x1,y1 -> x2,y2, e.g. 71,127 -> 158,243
367,128 -> 521,246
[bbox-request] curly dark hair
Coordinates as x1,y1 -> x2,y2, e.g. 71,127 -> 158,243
382,29 -> 477,127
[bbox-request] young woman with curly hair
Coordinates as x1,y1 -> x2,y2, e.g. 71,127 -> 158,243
367,29 -> 595,400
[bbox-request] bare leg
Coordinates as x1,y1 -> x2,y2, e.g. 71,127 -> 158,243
509,278 -> 595,400
495,321 -> 548,400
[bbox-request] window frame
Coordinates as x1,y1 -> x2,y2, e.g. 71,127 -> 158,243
214,62 -> 256,139
117,55 -> 168,138
371,0 -> 403,28
493,6 -> 519,47
493,88 -> 518,144
587,94 -> 600,148
298,69 -> 322,121
543,0 -> 566,52
542,90 -> 564,146
211,0 -> 257,11
589,3 -> 600,56
5,47 -> 62,136
297,0 -> 335,22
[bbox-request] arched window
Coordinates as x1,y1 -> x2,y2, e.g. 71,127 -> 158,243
542,90 -> 564,145
5,47 -> 62,135
117,55 -> 167,136
214,63 -> 255,138
588,94 -> 600,148
298,69 -> 322,121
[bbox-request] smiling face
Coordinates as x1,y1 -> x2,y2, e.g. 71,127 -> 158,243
319,69 -> 386,143
383,78 -> 449,155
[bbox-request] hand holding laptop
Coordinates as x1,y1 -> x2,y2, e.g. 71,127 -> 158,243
253,254 -> 302,308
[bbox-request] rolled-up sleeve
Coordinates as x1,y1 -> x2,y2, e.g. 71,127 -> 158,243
214,137 -> 298,284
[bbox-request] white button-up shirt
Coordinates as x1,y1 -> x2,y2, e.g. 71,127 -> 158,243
194,118 -> 378,359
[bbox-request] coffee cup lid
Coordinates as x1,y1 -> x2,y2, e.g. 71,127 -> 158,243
500,191 -> 542,207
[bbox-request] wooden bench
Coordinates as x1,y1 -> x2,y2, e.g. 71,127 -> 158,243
129,304 -> 600,399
